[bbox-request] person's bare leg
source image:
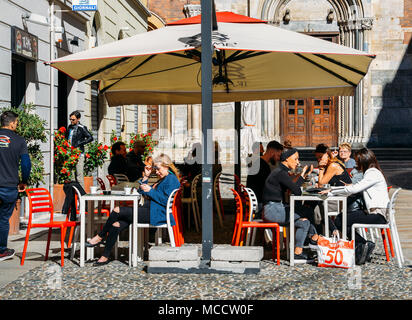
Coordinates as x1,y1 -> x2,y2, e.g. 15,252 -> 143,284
89,207 -> 120,245
97,220 -> 121,263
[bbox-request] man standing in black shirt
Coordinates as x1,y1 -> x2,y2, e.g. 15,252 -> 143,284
66,111 -> 93,188
0,111 -> 31,261
246,140 -> 284,210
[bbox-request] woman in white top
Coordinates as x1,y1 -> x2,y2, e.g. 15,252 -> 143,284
322,148 -> 389,265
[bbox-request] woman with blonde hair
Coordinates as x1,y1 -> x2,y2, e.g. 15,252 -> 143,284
86,153 -> 181,266
314,143 -> 352,187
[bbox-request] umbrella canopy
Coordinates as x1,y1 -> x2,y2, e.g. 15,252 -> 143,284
50,12 -> 375,107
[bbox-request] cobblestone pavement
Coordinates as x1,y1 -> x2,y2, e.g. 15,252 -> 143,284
1,161 -> 411,301
0,240 -> 411,300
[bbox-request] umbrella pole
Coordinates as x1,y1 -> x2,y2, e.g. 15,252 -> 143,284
201,0 -> 214,264
235,102 -> 241,184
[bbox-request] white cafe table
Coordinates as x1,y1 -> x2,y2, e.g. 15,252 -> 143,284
289,193 -> 347,266
79,191 -> 141,267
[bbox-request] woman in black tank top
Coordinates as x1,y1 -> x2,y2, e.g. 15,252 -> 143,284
315,144 -> 351,187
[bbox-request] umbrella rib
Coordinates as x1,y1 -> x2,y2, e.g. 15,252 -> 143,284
106,61 -> 200,82
225,50 -> 243,63
166,50 -> 202,62
294,53 -> 357,87
77,57 -> 131,82
225,51 -> 269,63
100,55 -> 156,94
314,54 -> 367,76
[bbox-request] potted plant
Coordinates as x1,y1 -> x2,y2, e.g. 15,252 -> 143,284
83,140 -> 109,189
53,127 -> 82,211
129,132 -> 158,162
0,103 -> 48,234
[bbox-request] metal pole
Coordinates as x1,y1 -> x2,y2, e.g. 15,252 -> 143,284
49,1 -> 55,196
201,0 -> 214,262
234,102 -> 241,183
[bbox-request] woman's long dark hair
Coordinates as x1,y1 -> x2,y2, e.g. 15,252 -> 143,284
355,148 -> 383,174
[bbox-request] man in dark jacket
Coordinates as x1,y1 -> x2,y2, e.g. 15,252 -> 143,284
126,140 -> 145,182
0,111 -> 31,261
108,141 -> 128,176
66,111 -> 93,188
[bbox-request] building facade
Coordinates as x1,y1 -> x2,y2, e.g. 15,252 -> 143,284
148,0 -> 412,169
0,0 -> 150,190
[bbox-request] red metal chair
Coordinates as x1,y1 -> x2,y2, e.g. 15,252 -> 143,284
96,178 -> 112,211
231,188 -> 281,265
21,188 -> 77,267
171,188 -> 185,246
96,177 -> 106,191
106,174 -> 117,187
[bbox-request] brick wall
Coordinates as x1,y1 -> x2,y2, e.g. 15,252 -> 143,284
147,0 -> 201,24
401,0 -> 412,27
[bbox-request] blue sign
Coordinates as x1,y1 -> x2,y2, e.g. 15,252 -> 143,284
72,0 -> 97,11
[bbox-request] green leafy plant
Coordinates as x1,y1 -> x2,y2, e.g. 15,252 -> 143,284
54,127 -> 81,184
0,103 -> 48,187
84,140 -> 109,176
109,130 -> 125,158
129,132 -> 157,161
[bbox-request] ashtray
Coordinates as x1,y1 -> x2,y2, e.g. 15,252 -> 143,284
103,190 -> 111,195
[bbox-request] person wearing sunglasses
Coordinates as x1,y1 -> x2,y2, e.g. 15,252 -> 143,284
65,110 -> 93,188
86,153 -> 180,266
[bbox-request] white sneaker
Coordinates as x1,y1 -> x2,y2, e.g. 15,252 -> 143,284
0,248 -> 15,261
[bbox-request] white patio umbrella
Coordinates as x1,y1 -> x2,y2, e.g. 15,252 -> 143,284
49,12 -> 375,107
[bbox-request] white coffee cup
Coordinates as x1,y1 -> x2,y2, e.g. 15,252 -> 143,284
124,187 -> 132,195
90,186 -> 98,194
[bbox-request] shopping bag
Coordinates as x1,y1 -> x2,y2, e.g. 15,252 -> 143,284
317,235 -> 355,269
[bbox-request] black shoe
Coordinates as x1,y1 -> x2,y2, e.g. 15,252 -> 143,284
85,240 -> 102,248
365,241 -> 376,262
308,238 -> 319,250
355,243 -> 368,265
294,252 -> 314,264
0,248 -> 15,261
93,259 -> 110,266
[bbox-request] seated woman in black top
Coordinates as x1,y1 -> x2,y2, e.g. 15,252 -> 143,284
314,144 -> 351,187
262,148 -> 319,263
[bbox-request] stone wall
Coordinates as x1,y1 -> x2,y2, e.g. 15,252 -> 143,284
367,0 -> 412,147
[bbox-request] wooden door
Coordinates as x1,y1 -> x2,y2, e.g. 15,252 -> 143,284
281,97 -> 337,147
309,97 -> 337,147
281,99 -> 308,147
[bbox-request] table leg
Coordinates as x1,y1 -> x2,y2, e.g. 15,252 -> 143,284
86,200 -> 95,261
80,199 -> 85,267
324,200 -> 329,237
133,198 -> 138,267
290,198 -> 295,267
342,198 -> 347,240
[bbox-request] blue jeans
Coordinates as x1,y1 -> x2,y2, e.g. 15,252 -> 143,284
263,201 -> 317,248
0,187 -> 19,253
